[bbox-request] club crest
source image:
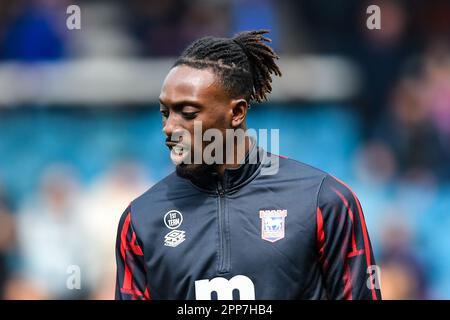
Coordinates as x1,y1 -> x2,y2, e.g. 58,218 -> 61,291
259,209 -> 287,243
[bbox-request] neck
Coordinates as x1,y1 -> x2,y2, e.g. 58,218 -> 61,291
216,135 -> 252,177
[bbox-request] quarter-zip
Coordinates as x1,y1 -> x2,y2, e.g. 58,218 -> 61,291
216,177 -> 231,274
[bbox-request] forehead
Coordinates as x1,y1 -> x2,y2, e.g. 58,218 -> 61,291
159,65 -> 227,104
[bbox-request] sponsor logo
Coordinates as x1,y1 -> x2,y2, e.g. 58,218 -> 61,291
164,209 -> 185,247
195,275 -> 255,300
164,210 -> 183,229
259,209 -> 287,243
164,230 -> 186,247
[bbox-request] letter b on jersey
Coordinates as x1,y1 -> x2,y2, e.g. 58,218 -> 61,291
195,275 -> 255,300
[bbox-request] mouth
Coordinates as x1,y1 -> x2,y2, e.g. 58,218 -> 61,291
166,142 -> 189,164
172,145 -> 184,155
166,141 -> 184,151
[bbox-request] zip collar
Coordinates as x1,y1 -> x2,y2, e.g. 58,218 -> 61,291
180,137 -> 266,194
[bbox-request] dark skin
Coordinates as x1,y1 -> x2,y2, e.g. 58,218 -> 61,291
159,65 -> 251,177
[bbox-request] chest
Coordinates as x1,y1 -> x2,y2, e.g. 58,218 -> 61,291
141,188 -> 319,299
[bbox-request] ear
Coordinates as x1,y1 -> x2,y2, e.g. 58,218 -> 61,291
230,99 -> 249,128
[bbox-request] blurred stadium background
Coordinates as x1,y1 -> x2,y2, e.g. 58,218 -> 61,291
0,0 -> 449,299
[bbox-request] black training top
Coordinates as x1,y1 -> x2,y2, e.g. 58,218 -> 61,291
115,142 -> 382,300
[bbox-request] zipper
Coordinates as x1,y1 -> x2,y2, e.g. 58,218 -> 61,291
216,177 -> 230,274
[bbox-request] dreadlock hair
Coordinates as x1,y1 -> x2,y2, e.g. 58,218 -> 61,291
173,30 -> 282,104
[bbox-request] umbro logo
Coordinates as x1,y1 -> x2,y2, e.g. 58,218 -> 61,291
163,210 -> 186,247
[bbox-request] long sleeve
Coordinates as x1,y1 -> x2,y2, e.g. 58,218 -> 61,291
115,206 -> 150,300
316,175 -> 382,300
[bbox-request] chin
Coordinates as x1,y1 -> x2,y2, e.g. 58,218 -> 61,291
176,163 -> 216,180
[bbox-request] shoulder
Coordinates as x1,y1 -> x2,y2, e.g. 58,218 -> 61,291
278,156 -> 328,179
126,170 -> 206,220
271,155 -> 359,208
317,174 -> 361,212
268,154 -> 328,188
115,171 -> 185,236
132,170 -> 188,205
133,171 -> 179,203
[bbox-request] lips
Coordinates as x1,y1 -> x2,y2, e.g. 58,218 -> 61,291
166,142 -> 186,152
172,144 -> 184,155
166,142 -> 190,165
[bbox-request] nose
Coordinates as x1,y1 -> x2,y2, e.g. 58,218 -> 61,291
162,112 -> 176,137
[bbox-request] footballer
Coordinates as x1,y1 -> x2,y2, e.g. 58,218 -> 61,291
115,30 -> 382,300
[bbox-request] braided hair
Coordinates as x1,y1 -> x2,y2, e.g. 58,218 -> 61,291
173,30 -> 282,103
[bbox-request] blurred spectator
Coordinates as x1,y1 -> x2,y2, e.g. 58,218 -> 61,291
378,216 -> 429,299
8,163 -> 89,299
352,0 -> 418,138
126,0 -> 188,56
229,0 -> 278,50
67,1 -> 139,58
126,0 -> 230,57
0,181 -> 15,300
0,0 -> 69,61
288,0 -> 359,54
421,43 -> 450,178
416,0 -> 450,45
354,140 -> 397,187
179,0 -> 229,50
374,51 -> 450,182
77,159 -> 152,299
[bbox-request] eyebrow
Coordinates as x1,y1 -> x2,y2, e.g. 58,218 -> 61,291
159,99 -> 203,110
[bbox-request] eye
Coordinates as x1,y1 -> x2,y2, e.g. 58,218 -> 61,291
160,109 -> 169,119
181,111 -> 198,120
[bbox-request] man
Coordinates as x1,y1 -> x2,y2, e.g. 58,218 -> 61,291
115,30 -> 382,300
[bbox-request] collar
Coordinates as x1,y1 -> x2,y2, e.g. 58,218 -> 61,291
181,137 -> 266,195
